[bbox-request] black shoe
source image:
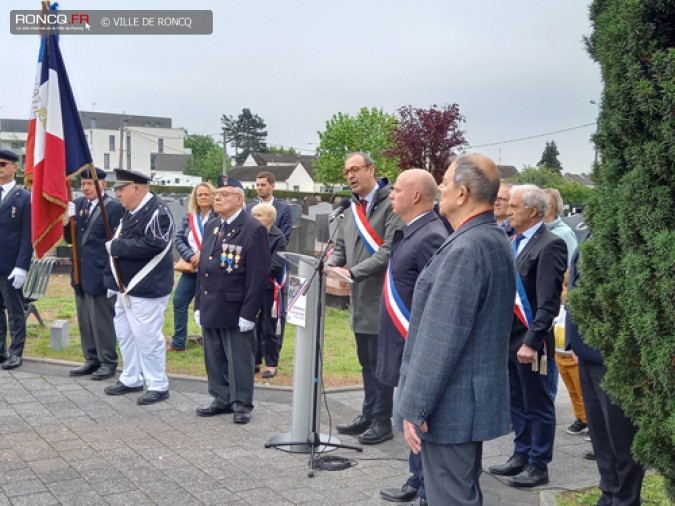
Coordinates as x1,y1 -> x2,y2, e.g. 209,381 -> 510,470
69,363 -> 100,377
1,355 -> 22,370
380,483 -> 418,503
337,414 -> 372,435
583,450 -> 596,461
358,420 -> 394,445
508,465 -> 549,488
137,390 -> 169,405
405,498 -> 428,506
567,418 -> 588,435
196,403 -> 233,417
489,453 -> 528,476
233,411 -> 251,424
91,365 -> 116,380
104,381 -> 143,396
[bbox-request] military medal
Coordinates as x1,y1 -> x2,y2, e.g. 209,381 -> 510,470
220,242 -> 228,268
226,244 -> 235,273
234,245 -> 242,269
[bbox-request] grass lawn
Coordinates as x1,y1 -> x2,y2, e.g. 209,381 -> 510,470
556,474 -> 671,505
23,272 -> 362,388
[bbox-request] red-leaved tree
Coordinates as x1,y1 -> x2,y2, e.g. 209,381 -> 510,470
386,104 -> 468,183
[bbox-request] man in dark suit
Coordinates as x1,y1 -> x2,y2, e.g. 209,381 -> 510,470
103,169 -> 174,405
194,178 -> 270,424
489,184 -> 567,487
245,171 -> 293,242
395,154 -> 515,505
378,169 -> 448,505
567,240 -> 644,505
0,149 -> 32,370
64,167 -> 124,380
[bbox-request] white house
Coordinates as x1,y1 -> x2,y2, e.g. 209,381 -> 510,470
240,152 -> 324,192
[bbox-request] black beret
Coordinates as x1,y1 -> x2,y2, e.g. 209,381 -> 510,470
0,149 -> 19,162
113,169 -> 151,188
218,175 -> 243,190
81,167 -> 107,180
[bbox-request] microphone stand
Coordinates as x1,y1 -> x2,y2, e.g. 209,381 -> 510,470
265,211 -> 362,477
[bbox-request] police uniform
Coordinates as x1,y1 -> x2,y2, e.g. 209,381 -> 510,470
0,149 -> 32,370
195,179 -> 270,423
64,167 -> 124,379
103,169 -> 174,404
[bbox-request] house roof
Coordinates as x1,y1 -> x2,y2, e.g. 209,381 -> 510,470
152,153 -> 191,172
565,173 -> 595,186
250,152 -> 317,179
227,165 -> 298,182
497,165 -> 518,178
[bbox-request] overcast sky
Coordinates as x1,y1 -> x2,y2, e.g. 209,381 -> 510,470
2,0 -> 602,174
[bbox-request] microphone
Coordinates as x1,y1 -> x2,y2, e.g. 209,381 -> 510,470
329,198 -> 352,221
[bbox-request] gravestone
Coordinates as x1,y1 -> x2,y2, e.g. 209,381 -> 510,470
306,202 -> 333,220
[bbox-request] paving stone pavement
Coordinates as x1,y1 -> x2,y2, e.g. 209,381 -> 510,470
0,359 -> 601,505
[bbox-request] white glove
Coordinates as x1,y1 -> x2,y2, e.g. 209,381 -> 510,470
106,289 -> 119,299
194,310 -> 201,326
105,240 -> 113,254
8,268 -> 27,289
239,317 -> 255,333
67,201 -> 76,218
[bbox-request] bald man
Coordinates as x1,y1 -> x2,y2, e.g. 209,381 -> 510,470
395,155 -> 516,505
378,169 -> 448,504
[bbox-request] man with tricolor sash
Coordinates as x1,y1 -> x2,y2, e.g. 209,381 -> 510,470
325,152 -> 404,445
488,184 -> 567,488
377,169 -> 447,505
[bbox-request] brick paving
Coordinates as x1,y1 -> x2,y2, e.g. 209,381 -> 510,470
0,359 -> 600,505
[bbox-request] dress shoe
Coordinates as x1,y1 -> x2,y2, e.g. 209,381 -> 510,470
262,369 -> 277,379
196,403 -> 233,417
91,365 -> 116,380
358,420 -> 394,445
337,414 -> 372,435
69,363 -> 100,376
488,453 -> 528,476
583,450 -> 596,460
405,498 -> 427,506
233,411 -> 251,424
1,355 -> 22,370
380,483 -> 418,502
137,390 -> 169,405
166,346 -> 186,352
508,464 -> 549,488
104,381 -> 143,396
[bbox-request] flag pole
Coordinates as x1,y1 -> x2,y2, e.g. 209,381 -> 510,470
89,163 -> 126,293
66,179 -> 82,291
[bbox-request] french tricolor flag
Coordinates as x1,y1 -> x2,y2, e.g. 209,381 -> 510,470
26,7 -> 92,258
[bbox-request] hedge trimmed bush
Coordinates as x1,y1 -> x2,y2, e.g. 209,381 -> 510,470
569,0 -> 674,497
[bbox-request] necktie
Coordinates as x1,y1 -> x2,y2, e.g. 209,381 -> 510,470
512,234 -> 525,256
360,198 -> 368,214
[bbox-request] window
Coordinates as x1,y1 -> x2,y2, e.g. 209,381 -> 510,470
122,119 -> 129,128
126,153 -> 131,170
175,178 -> 180,184
150,154 -> 157,170
103,153 -> 110,169
109,135 -> 115,151
158,138 -> 164,153
126,134 -> 131,151
90,117 -> 97,128
293,185 -> 300,191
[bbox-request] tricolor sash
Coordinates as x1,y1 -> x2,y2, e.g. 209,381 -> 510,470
188,212 -> 205,250
514,273 -> 534,328
271,264 -> 288,332
351,200 -> 383,255
383,261 -> 410,338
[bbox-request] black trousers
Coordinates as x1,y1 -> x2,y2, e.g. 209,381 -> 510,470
0,276 -> 27,358
76,293 -> 118,368
578,359 -> 644,506
355,332 -> 394,422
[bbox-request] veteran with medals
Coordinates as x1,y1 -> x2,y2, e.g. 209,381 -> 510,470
194,178 -> 270,424
103,169 -> 175,405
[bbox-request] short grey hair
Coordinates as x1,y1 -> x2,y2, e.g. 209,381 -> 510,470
511,184 -> 547,218
345,151 -> 374,166
251,202 -> 277,224
451,154 -> 500,203
544,188 -> 564,216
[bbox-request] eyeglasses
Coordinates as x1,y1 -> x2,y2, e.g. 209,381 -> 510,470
342,165 -> 369,178
495,197 -> 509,203
214,191 -> 240,199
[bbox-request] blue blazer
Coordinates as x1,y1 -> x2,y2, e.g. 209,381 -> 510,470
195,211 -> 270,329
376,211 -> 448,387
0,185 -> 32,276
246,198 -> 293,242
395,213 -> 515,444
64,196 -> 124,296
104,194 -> 174,298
